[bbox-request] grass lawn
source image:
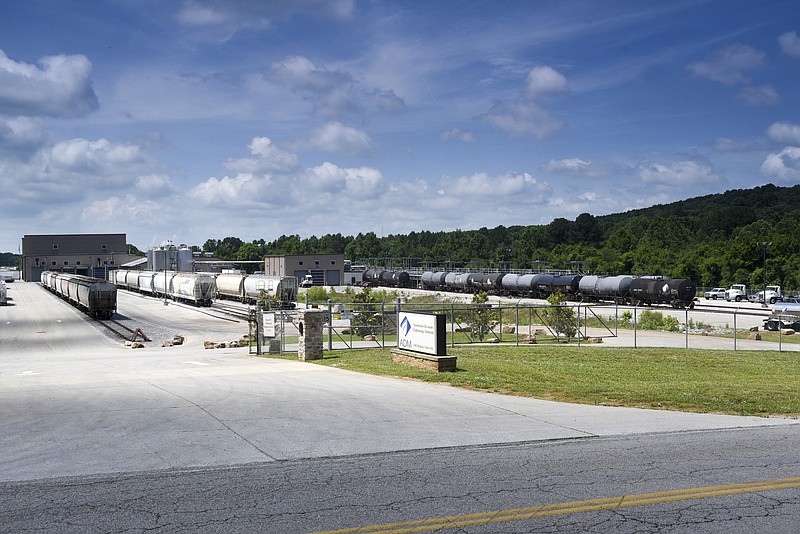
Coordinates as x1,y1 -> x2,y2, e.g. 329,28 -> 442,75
266,346 -> 800,417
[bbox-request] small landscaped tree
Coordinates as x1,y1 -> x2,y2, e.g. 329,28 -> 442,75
543,291 -> 577,342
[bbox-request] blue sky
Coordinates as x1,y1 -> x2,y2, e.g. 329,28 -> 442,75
2,0 -> 800,253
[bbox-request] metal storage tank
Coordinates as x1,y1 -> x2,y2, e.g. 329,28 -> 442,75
177,245 -> 193,272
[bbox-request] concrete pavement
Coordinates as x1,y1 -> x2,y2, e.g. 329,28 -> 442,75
1,281 -> 797,483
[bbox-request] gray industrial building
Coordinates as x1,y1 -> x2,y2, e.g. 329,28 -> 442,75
20,234 -> 140,281
264,254 -> 345,286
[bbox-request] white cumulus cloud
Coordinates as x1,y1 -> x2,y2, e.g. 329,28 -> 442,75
0,50 -> 98,117
526,66 -> 569,98
224,136 -> 299,174
761,147 -> 800,182
766,122 -> 800,145
307,122 -> 373,155
637,160 -> 720,187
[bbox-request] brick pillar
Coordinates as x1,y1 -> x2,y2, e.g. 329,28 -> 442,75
298,309 -> 325,361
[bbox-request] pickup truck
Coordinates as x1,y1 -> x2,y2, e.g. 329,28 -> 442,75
703,287 -> 726,300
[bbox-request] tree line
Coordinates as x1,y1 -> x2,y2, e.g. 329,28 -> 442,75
201,184 -> 800,291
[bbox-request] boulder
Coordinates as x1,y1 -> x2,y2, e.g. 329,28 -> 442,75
747,332 -> 761,341
502,326 -> 515,334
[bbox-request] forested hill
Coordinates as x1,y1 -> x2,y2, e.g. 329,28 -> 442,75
205,183 -> 800,290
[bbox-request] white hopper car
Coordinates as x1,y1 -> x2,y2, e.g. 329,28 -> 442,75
215,272 -> 298,308
111,269 -> 215,306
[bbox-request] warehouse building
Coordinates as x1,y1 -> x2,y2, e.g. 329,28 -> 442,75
20,234 -> 140,281
264,254 -> 345,286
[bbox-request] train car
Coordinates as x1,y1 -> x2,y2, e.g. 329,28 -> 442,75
216,272 -> 247,301
629,277 -> 696,308
530,273 -> 554,297
362,269 -> 385,286
171,272 -> 215,306
597,275 -> 633,302
243,274 -> 298,306
552,275 -> 582,298
137,271 -> 158,295
579,275 -> 633,303
152,271 -> 178,298
421,271 -> 448,290
0,280 -> 6,305
40,271 -> 116,319
472,272 -> 505,292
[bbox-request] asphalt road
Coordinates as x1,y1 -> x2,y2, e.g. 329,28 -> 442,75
2,281 -> 799,532
2,426 -> 799,533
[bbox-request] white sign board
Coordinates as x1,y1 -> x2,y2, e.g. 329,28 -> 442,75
397,311 -> 445,356
263,312 -> 276,338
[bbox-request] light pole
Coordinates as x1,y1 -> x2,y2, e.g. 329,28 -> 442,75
757,241 -> 771,303
163,248 -> 169,306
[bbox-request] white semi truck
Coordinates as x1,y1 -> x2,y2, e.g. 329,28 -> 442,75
749,285 -> 783,304
725,284 -> 747,302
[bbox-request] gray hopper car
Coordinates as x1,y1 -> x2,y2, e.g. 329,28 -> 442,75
215,273 -> 298,307
41,271 -> 116,319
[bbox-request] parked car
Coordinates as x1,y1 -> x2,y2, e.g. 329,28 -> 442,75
704,287 -> 726,300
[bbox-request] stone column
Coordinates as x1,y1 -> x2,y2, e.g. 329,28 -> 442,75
298,309 -> 325,361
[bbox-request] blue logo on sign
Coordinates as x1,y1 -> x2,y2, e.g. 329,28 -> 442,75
400,316 -> 411,336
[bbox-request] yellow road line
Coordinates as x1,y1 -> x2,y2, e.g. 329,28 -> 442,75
313,477 -> 800,534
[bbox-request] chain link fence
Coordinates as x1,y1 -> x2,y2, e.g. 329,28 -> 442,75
249,300 -> 800,354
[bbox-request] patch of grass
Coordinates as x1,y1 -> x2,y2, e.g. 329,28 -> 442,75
269,346 -> 800,417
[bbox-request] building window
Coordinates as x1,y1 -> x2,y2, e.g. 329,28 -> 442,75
299,261 -> 304,265
315,260 -> 320,266
53,244 -> 59,250
331,260 -> 336,265
76,261 -> 81,266
51,261 -> 56,266
101,244 -> 107,251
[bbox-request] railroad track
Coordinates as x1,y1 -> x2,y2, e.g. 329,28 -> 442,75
98,318 -> 151,342
210,301 -> 251,320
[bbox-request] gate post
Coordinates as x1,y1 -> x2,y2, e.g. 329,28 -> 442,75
298,309 -> 325,361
